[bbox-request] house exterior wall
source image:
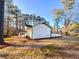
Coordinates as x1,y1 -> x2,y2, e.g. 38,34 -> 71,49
32,24 -> 51,39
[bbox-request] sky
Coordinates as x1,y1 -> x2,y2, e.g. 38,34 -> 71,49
13,0 -> 64,26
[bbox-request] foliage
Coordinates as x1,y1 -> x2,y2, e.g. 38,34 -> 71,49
53,9 -> 63,20
68,22 -> 79,31
61,0 -> 75,11
53,9 -> 63,32
59,0 -> 75,35
9,5 -> 21,31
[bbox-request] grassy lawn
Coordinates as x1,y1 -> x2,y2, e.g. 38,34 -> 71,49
0,36 -> 79,59
4,38 -> 12,41
4,36 -> 17,41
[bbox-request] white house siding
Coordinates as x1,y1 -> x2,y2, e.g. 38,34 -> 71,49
32,24 -> 51,39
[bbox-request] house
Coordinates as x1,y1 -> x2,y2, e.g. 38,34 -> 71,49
75,29 -> 79,36
25,22 -> 52,39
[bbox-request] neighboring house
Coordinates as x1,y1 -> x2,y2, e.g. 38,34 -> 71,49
25,22 -> 52,39
75,29 -> 79,36
25,24 -> 32,38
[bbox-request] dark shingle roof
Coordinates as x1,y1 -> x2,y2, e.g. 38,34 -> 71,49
25,21 -> 52,28
25,24 -> 32,28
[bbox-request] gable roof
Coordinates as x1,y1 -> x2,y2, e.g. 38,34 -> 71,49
25,20 -> 52,28
32,22 -> 52,28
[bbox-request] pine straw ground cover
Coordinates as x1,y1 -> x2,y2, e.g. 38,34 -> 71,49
0,45 -> 72,59
0,36 -> 79,59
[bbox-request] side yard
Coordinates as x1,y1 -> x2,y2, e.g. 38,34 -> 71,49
0,36 -> 79,59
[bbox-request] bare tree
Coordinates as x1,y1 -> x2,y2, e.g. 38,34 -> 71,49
61,0 -> 74,35
53,9 -> 63,33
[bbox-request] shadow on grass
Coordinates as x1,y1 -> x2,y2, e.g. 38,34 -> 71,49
0,42 -> 15,49
0,43 -> 78,59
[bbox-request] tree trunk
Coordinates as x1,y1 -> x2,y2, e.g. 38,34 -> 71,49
7,20 -> 10,37
64,18 -> 68,35
0,0 -> 5,44
56,21 -> 59,33
16,14 -> 18,31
